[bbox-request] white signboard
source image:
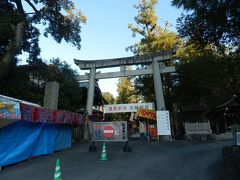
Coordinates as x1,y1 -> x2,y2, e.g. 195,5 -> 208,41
156,111 -> 171,135
104,103 -> 154,114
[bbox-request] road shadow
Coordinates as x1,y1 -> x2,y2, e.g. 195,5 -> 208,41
208,158 -> 240,180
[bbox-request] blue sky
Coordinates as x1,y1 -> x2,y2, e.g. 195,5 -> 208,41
22,0 -> 183,98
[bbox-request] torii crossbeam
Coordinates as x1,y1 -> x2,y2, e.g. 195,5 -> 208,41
74,51 -> 175,140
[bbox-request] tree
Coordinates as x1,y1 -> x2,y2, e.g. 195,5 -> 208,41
114,75 -> 137,121
171,0 -> 240,49
102,92 -> 115,104
127,0 -> 181,55
50,58 -> 84,112
0,0 -> 86,79
173,42 -> 240,109
0,62 -> 49,105
102,92 -> 115,121
171,0 -> 240,107
116,76 -> 137,104
127,0 -> 182,108
0,58 -> 84,112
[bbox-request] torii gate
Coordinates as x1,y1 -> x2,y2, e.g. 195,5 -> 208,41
74,51 -> 175,139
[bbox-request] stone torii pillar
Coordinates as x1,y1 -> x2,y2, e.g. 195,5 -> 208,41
86,67 -> 96,115
152,59 -> 166,111
74,51 -> 175,140
84,67 -> 96,139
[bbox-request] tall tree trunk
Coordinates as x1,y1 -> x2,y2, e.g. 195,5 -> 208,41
0,21 -> 25,79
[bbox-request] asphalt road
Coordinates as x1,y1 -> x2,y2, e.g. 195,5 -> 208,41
0,139 -> 238,180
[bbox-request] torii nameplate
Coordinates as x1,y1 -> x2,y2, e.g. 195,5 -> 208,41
74,51 -> 173,70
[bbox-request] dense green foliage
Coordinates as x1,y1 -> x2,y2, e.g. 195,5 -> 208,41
0,64 -> 45,105
127,0 -> 181,55
175,47 -> 240,107
128,0 -> 182,108
172,0 -> 240,107
169,43 -> 240,111
112,75 -> 137,121
50,58 -> 84,112
102,92 -> 115,104
128,0 -> 240,113
0,1 -> 86,111
171,0 -> 240,49
116,76 -> 137,104
0,0 -> 86,78
0,58 -> 84,112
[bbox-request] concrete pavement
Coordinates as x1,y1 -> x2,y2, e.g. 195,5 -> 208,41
0,139 -> 238,180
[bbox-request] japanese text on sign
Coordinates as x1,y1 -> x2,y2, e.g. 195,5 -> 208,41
136,109 -> 156,120
156,111 -> 171,135
104,103 -> 154,113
